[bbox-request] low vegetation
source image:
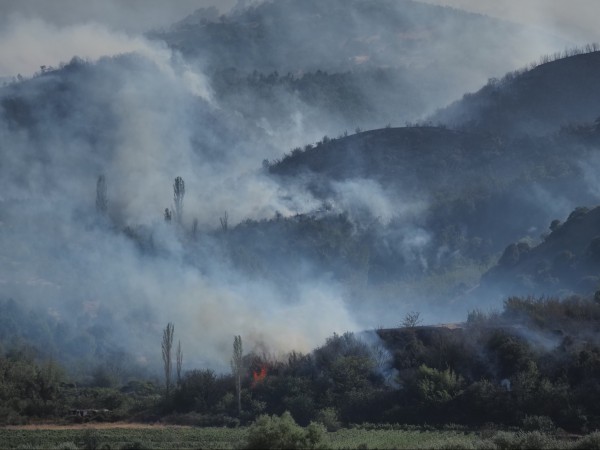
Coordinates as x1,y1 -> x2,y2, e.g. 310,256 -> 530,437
3,294 -> 600,442
4,425 -> 600,449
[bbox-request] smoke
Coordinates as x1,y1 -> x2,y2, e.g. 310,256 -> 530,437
1,0 -> 598,379
0,17 -> 169,78
359,330 -> 400,388
0,16 -> 361,374
0,0 -> 236,35
329,178 -> 428,226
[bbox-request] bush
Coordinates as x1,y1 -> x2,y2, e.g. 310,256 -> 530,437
522,415 -> 555,433
573,432 -> 600,450
491,431 -> 559,450
491,431 -> 518,449
517,431 -> 556,449
245,411 -> 325,449
415,365 -> 464,404
317,407 -> 341,431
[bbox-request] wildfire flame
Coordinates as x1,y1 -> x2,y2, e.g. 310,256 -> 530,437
252,365 -> 268,387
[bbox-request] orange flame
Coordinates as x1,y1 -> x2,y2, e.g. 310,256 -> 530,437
252,366 -> 268,387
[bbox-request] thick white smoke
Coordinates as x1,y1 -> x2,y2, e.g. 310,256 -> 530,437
1,0 -> 595,377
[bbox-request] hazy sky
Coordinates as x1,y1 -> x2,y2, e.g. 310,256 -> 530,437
0,0 -> 598,77
0,0 -> 597,43
427,0 -> 600,43
0,0 -> 234,33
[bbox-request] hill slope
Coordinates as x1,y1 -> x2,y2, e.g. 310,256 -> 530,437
268,122 -> 596,255
483,205 -> 600,297
152,0 -> 568,130
431,49 -> 600,136
155,0 -> 562,74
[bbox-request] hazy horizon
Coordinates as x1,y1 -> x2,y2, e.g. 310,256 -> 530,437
0,0 -> 597,77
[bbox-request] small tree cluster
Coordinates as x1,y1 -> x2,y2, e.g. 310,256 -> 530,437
245,411 -> 325,449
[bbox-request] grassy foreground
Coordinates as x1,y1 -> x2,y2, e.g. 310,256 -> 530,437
0,425 -> 245,450
2,425 -> 600,449
0,426 -> 480,450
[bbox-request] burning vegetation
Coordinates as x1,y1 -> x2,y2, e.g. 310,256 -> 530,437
252,366 -> 268,388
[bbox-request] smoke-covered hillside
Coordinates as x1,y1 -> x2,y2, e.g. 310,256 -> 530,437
257,49 -> 600,312
152,0 -> 568,131
0,0 -> 598,383
0,51 -> 348,375
156,0 -> 562,74
265,116 -> 599,283
483,204 -> 600,298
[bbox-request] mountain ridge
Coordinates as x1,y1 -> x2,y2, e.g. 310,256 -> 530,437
430,48 -> 600,136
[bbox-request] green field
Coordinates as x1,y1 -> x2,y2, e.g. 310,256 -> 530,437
0,426 -> 480,450
0,426 -> 245,450
1,426 -> 597,449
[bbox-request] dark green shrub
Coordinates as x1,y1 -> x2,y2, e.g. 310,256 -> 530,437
492,431 -> 559,450
492,431 -> 518,449
172,369 -> 226,413
573,432 -> 600,450
245,411 -> 325,449
316,407 -> 341,431
522,415 -> 555,433
415,365 -> 464,404
517,431 -> 556,449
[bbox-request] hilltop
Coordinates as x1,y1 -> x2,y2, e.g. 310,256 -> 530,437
431,48 -> 600,136
154,0 -> 561,74
267,120 -> 595,248
151,0 -> 567,129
